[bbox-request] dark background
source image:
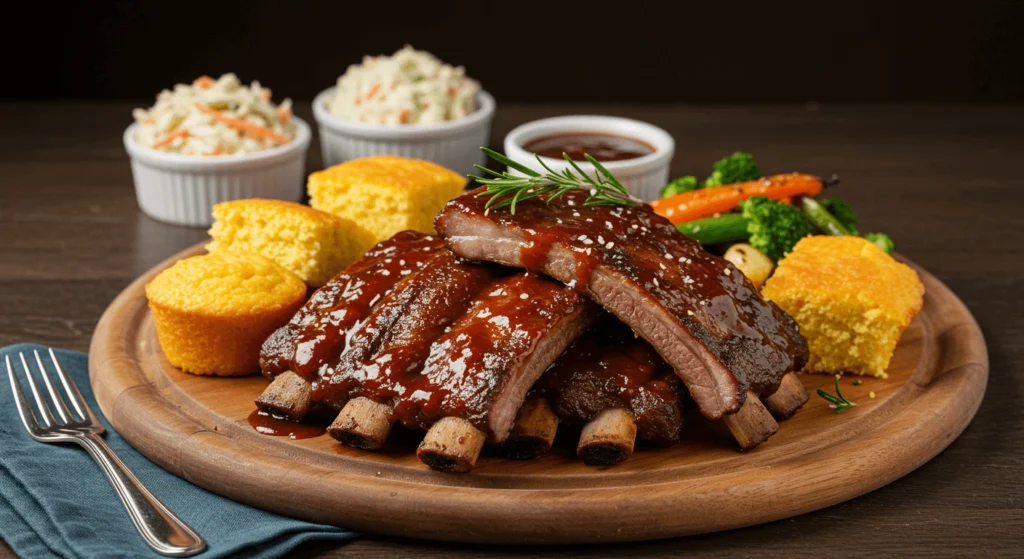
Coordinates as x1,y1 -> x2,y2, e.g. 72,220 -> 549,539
8,0 -> 1022,104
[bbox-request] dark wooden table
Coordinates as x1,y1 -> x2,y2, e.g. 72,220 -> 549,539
1,102 -> 1022,558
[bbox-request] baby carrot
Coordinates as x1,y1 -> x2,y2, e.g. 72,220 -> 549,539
651,173 -> 823,224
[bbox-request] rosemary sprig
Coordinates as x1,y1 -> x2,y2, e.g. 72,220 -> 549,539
817,376 -> 857,414
469,147 -> 639,214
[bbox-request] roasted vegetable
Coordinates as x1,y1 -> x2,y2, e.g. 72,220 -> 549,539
652,173 -> 824,225
676,213 -> 749,245
863,232 -> 895,254
800,198 -> 895,254
820,199 -> 859,235
660,175 -> 700,198
742,196 -> 816,260
799,197 -> 851,236
723,243 -> 775,289
677,196 -> 814,260
704,152 -> 761,187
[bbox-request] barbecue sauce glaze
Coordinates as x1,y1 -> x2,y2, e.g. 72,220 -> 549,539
522,132 -> 655,162
259,231 -> 445,380
312,265 -> 593,438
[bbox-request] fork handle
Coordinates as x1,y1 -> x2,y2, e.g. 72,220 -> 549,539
77,432 -> 206,557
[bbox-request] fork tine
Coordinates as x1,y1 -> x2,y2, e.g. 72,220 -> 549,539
34,349 -> 72,424
47,348 -> 91,423
7,354 -> 41,434
19,352 -> 55,427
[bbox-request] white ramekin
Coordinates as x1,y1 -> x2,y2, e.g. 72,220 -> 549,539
123,117 -> 312,227
503,115 -> 675,201
312,88 -> 495,174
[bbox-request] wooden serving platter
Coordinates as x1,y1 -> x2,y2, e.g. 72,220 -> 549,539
89,244 -> 988,544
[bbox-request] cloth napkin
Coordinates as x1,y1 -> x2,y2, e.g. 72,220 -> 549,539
0,343 -> 357,559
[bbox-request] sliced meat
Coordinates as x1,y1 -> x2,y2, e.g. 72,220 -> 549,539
259,231 -> 445,380
531,317 -> 684,446
312,249 -> 503,412
394,273 -> 599,441
435,188 -> 808,420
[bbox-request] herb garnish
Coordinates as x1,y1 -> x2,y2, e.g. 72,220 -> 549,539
470,147 -> 638,215
817,376 -> 857,414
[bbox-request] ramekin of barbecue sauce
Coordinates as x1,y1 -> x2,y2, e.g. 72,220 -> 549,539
504,115 -> 675,202
522,133 -> 655,162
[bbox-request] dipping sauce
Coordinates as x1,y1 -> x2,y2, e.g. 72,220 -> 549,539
522,132 -> 655,162
247,410 -> 326,440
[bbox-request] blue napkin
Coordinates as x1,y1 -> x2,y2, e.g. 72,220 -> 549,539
0,343 -> 357,559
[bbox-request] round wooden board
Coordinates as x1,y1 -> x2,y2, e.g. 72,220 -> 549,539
89,244 -> 988,544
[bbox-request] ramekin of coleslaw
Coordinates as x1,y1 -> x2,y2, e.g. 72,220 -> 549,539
124,74 -> 311,226
313,46 -> 494,174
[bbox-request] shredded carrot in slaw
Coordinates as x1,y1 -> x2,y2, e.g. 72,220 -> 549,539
194,103 -> 291,144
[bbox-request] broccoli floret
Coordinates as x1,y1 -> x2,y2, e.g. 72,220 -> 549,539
863,232 -> 895,254
740,196 -> 814,260
820,199 -> 859,235
660,175 -> 700,198
704,152 -> 761,187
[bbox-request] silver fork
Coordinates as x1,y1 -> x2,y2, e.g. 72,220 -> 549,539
6,348 -> 206,557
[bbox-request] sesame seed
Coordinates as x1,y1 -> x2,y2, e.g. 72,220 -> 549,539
869,391 -> 876,399
520,293 -> 528,299
724,268 -> 731,276
687,310 -> 695,316
605,242 -> 614,249
665,253 -> 674,260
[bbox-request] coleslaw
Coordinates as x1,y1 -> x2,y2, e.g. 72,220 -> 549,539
132,74 -> 295,156
326,46 -> 480,125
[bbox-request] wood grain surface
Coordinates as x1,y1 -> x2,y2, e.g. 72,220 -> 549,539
87,242 -> 986,543
1,102 -> 1022,556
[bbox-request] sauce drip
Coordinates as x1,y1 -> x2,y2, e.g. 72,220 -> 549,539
522,132 -> 655,162
247,410 -> 326,439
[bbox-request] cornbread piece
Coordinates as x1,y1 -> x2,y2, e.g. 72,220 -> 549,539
308,156 -> 467,254
762,236 -> 924,378
145,251 -> 306,376
207,199 -> 362,287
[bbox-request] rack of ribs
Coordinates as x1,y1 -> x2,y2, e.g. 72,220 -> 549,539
256,231 -> 445,420
318,266 -> 599,472
435,188 -> 809,449
506,316 -> 685,466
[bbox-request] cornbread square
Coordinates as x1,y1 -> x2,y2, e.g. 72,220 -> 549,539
307,156 -> 467,253
762,236 -> 924,378
207,198 -> 361,287
145,250 -> 306,376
